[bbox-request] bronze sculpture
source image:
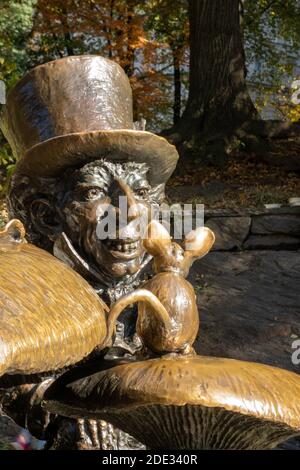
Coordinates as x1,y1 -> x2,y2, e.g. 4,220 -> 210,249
0,219 -> 108,377
1,218 -> 300,449
44,355 -> 300,449
2,55 -> 178,308
0,55 -> 179,449
43,220 -> 300,449
1,55 -> 300,451
105,220 -> 215,355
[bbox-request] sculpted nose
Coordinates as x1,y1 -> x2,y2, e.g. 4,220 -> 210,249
111,179 -> 140,221
110,180 -> 124,207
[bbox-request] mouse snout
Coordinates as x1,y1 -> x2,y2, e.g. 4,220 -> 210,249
171,243 -> 185,261
153,242 -> 187,274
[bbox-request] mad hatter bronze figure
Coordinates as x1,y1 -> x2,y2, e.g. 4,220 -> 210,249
2,56 -> 300,453
2,54 -> 178,312
0,55 -> 179,448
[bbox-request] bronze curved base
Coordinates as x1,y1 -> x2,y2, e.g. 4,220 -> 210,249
43,355 -> 300,450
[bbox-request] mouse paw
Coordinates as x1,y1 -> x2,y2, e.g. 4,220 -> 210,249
179,344 -> 196,356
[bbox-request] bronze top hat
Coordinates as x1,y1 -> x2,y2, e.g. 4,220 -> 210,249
0,55 -> 178,185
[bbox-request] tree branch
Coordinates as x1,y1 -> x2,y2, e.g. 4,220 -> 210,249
244,0 -> 279,28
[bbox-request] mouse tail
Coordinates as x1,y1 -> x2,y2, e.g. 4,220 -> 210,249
103,289 -> 172,348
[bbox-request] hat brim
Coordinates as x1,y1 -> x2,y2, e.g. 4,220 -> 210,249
15,130 -> 179,186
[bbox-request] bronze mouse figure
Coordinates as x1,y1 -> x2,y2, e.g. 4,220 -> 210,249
105,220 -> 215,355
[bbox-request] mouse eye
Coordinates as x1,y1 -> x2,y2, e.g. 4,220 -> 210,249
172,245 -> 184,259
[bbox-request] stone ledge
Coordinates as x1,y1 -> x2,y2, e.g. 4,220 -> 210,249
164,207 -> 300,251
206,217 -> 251,251
243,235 -> 300,250
251,214 -> 300,236
204,206 -> 300,218
203,208 -> 299,251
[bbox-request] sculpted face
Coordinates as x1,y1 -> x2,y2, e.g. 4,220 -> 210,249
59,160 -> 164,279
8,159 -> 165,287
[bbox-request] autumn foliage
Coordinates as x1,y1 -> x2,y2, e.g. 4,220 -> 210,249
29,0 -> 188,129
0,0 -> 300,200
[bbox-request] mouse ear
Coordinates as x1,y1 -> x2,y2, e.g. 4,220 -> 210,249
184,226 -> 215,259
143,220 -> 172,256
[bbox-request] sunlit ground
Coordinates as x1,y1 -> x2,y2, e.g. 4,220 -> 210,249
167,152 -> 300,209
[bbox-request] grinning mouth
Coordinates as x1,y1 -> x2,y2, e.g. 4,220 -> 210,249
101,238 -> 142,260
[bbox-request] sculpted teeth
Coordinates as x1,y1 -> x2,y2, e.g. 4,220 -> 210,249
103,240 -> 139,252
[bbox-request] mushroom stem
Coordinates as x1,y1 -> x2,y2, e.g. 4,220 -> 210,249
104,289 -> 172,348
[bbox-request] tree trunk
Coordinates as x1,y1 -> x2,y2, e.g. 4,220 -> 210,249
61,7 -> 74,56
103,0 -> 114,59
169,0 -> 258,165
172,50 -> 181,125
108,0 -> 115,59
124,1 -> 135,78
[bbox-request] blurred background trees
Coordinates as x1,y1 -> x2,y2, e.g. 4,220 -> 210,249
1,0 -> 300,190
0,0 -> 36,87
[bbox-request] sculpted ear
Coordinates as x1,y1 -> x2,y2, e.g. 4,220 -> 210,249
143,220 -> 171,256
30,199 -> 61,239
184,227 -> 215,260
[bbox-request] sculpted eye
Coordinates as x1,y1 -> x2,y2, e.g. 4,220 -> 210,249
135,187 -> 149,198
85,188 -> 104,200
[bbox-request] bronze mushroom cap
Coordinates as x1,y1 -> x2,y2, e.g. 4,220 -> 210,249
43,355 -> 300,449
0,220 -> 108,376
